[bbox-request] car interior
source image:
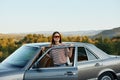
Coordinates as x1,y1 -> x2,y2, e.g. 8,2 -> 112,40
78,47 -> 88,61
37,47 -> 75,68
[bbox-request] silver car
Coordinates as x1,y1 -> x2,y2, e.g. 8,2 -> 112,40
0,42 -> 120,80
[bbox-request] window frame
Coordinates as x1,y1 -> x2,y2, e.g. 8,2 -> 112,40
85,48 -> 98,61
77,46 -> 99,63
33,46 -> 76,68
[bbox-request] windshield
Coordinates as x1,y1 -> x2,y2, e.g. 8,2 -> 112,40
2,46 -> 40,68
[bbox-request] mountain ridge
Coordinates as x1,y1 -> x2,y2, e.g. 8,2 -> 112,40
93,27 -> 120,39
0,27 -> 119,39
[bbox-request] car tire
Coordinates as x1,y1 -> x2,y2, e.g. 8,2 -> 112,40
98,72 -> 115,80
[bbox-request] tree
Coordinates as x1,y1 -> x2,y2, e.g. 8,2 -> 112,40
95,37 -> 114,54
113,41 -> 120,55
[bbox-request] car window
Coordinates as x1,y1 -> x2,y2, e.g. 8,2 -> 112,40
37,47 -> 75,68
78,47 -> 88,62
2,46 -> 40,68
86,48 -> 98,60
77,47 -> 98,62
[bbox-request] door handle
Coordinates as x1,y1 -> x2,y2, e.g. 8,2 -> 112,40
64,71 -> 76,76
95,63 -> 102,67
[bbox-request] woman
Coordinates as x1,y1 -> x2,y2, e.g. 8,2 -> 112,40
42,31 -> 73,67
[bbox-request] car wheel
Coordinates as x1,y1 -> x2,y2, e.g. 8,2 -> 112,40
98,73 -> 115,80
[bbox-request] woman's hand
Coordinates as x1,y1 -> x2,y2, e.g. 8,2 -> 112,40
70,44 -> 74,47
41,47 -> 45,51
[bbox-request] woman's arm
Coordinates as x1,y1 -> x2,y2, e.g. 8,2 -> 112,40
66,44 -> 74,58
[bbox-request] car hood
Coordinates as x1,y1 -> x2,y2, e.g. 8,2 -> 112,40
110,55 -> 120,57
0,63 -> 25,78
0,68 -> 14,73
0,63 -> 13,72
0,63 -> 21,72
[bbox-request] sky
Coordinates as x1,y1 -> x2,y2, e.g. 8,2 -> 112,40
0,0 -> 120,33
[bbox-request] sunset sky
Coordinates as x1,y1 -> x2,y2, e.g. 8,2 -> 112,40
0,0 -> 120,33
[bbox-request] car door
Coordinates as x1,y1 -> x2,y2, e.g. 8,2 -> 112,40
24,67 -> 78,80
77,47 -> 103,80
24,46 -> 78,80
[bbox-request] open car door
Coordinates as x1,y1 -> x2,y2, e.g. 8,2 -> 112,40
24,46 -> 78,80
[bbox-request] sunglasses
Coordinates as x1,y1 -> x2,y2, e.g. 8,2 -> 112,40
54,36 -> 60,38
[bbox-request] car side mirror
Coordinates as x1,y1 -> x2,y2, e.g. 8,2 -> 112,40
32,62 -> 39,68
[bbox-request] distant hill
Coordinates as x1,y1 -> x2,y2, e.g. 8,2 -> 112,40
0,27 -> 119,40
61,30 -> 102,36
32,30 -> 102,36
93,27 -> 120,39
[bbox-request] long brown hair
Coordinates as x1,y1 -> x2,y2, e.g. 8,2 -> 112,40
51,31 -> 62,45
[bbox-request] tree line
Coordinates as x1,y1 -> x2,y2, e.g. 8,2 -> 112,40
0,34 -> 120,62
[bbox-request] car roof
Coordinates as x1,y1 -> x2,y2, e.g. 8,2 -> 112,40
24,42 -> 92,47
24,42 -> 110,59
